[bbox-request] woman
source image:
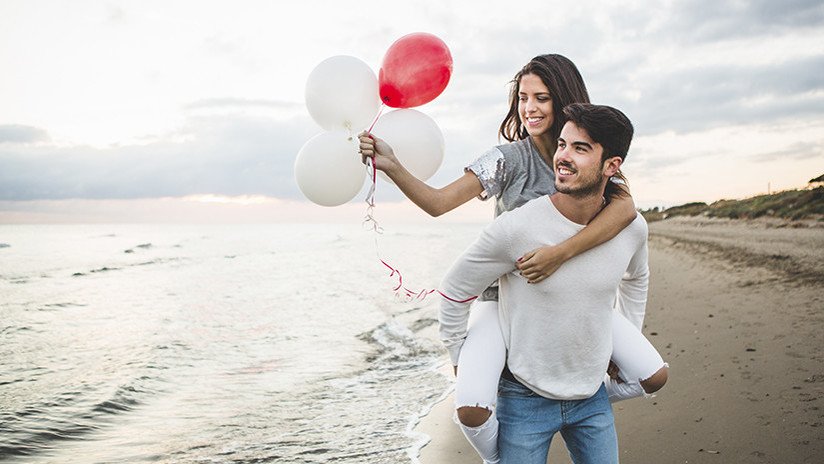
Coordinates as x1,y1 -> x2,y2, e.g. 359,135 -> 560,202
359,54 -> 667,464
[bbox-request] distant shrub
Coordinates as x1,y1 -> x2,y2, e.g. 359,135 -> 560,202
654,186 -> 823,221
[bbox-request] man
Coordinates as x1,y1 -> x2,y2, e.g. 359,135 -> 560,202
439,103 -> 647,463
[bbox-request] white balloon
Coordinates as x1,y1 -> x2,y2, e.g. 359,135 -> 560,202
305,56 -> 380,133
371,109 -> 444,183
294,131 -> 366,207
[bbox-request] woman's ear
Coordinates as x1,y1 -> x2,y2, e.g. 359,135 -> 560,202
603,156 -> 623,177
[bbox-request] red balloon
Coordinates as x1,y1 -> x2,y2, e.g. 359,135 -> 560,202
379,33 -> 453,108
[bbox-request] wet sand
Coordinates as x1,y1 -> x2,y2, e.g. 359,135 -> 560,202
415,217 -> 824,464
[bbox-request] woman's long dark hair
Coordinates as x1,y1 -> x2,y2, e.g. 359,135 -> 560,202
498,54 -> 591,144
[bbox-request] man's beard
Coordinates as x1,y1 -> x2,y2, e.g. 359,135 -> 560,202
554,163 -> 604,198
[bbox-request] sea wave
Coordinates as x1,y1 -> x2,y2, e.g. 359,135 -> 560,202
0,373 -> 163,460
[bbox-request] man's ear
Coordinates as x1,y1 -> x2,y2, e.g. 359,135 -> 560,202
603,156 -> 623,177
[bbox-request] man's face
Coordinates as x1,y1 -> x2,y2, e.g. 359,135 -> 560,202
554,122 -> 607,198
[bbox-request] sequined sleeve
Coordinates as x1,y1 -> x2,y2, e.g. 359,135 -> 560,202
465,147 -> 506,200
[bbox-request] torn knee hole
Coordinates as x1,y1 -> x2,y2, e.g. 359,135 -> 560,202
456,405 -> 492,427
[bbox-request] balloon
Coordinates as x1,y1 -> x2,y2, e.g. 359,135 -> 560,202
294,131 -> 366,206
371,109 -> 444,183
305,56 -> 381,132
379,33 -> 453,108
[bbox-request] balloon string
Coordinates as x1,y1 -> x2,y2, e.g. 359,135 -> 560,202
362,141 -> 477,304
363,158 -> 381,233
379,258 -> 478,303
362,103 -> 386,232
366,103 -> 386,134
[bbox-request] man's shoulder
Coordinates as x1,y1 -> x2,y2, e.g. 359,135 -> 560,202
497,196 -> 549,221
629,212 -> 648,229
621,212 -> 649,243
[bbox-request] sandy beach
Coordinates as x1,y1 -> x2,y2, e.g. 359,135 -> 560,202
415,216 -> 824,464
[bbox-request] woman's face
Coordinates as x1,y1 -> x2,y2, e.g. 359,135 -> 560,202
518,73 -> 554,137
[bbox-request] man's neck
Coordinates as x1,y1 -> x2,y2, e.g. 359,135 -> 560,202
550,191 -> 605,225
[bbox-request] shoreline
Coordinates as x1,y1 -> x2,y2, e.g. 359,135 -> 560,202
412,217 -> 824,464
405,362 -> 455,464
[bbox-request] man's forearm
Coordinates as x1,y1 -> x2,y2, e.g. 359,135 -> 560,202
438,222 -> 514,365
617,241 -> 650,330
617,268 -> 648,330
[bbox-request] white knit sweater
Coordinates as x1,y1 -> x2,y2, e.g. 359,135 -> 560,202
439,196 -> 649,400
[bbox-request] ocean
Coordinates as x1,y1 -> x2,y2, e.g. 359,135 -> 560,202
0,222 -> 483,463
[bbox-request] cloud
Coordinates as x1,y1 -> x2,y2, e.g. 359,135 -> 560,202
596,54 -> 824,135
0,114 -> 319,201
657,0 -> 824,43
752,141 -> 824,162
0,125 -> 50,144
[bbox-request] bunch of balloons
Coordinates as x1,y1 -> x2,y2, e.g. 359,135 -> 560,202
294,33 -> 453,206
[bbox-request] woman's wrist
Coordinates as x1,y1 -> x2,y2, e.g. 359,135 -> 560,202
554,240 -> 576,261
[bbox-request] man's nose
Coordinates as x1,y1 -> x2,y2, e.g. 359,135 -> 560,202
554,146 -> 571,163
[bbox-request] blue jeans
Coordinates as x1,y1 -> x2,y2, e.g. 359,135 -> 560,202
497,377 -> 618,464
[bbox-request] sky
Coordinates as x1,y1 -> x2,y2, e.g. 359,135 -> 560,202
1,0 -> 823,223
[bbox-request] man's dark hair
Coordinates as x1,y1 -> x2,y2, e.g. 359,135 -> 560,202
561,103 -> 634,162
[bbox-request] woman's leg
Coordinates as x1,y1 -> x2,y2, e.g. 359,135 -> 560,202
455,299 -> 507,464
607,310 -> 669,402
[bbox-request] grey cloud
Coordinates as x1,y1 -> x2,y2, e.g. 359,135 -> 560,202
0,125 -> 50,144
594,54 -> 824,135
628,144 -> 723,178
752,141 -> 824,162
650,0 -> 824,43
454,0 -> 824,138
0,115 -> 318,201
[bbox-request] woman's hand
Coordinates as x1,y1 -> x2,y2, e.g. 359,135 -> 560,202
358,132 -> 400,174
607,361 -> 623,383
516,244 -> 571,284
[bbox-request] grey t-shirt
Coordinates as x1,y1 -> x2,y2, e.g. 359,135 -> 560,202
466,137 -> 557,218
